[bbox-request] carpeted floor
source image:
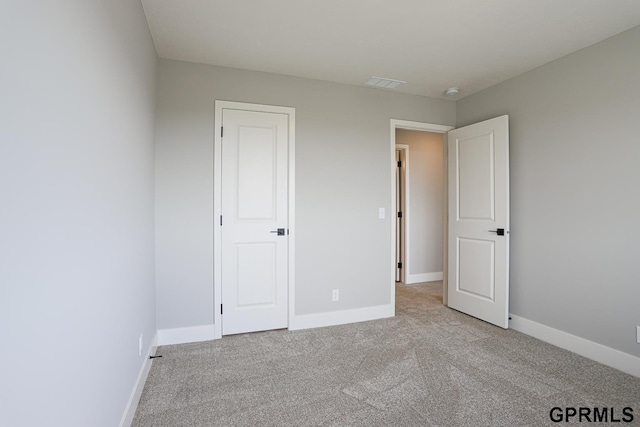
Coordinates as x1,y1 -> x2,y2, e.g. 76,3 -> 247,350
133,282 -> 640,426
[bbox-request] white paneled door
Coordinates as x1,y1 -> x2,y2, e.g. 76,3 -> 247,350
221,109 -> 289,335
447,115 -> 510,328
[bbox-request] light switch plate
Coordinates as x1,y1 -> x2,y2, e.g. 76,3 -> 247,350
378,208 -> 385,219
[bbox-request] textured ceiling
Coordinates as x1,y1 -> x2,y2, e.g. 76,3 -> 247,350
141,0 -> 640,99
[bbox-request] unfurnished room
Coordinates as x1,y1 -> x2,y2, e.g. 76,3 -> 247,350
2,1 -> 640,426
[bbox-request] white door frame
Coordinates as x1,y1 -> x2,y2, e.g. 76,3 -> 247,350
390,120 -> 454,305
214,101 -> 296,339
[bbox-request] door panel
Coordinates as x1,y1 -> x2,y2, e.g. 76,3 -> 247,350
447,115 -> 509,328
236,243 -> 277,307
458,238 -> 495,301
222,109 -> 288,335
237,126 -> 276,220
458,132 -> 495,220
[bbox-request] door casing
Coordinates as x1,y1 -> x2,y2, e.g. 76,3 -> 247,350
214,101 -> 296,339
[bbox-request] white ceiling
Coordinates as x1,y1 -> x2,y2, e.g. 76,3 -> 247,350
141,0 -> 640,100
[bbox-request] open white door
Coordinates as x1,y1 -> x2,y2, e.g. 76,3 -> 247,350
221,108 -> 289,335
447,115 -> 509,328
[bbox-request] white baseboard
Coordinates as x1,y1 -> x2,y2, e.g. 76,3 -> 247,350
509,314 -> 640,379
405,272 -> 443,284
157,324 -> 216,346
119,332 -> 158,427
289,304 -> 394,331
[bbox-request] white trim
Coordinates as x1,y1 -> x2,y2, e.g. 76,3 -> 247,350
157,324 -> 216,346
119,332 -> 158,427
289,304 -> 394,331
390,120 -> 454,305
509,315 -> 640,379
405,272 -> 443,284
389,128 -> 397,311
391,119 -> 454,134
214,103 -> 222,339
442,133 -> 449,306
214,101 -> 296,339
287,109 -> 296,339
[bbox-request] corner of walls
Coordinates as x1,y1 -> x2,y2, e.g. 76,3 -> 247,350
119,333 -> 158,427
157,324 -> 217,346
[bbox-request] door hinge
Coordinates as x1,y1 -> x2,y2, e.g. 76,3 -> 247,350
220,304 -> 223,315
397,160 -> 402,168
397,211 -> 403,218
221,127 -> 224,138
220,215 -> 222,226
398,262 -> 403,269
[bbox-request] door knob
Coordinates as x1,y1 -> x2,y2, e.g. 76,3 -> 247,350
270,228 -> 286,236
488,228 -> 505,236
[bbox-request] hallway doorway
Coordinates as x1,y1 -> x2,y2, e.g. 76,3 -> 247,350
390,119 -> 453,309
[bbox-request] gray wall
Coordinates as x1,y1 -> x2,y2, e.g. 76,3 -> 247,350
0,1 -> 157,426
155,59 -> 455,329
396,130 -> 444,279
457,26 -> 640,357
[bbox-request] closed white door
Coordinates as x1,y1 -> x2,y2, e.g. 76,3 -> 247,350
447,115 -> 509,328
221,109 -> 289,335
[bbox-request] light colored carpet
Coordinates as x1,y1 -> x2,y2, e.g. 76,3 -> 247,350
133,282 -> 640,426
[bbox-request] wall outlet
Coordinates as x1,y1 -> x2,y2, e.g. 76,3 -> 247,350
139,334 -> 143,356
637,326 -> 640,344
332,289 -> 339,301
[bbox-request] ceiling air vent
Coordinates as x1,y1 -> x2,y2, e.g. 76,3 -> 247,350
364,76 -> 406,89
